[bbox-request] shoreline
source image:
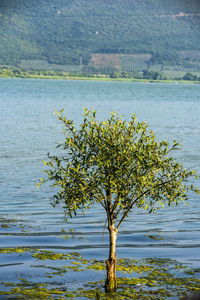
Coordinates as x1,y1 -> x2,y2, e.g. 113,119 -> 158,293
0,73 -> 199,84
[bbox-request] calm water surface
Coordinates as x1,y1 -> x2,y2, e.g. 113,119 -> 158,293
0,78 -> 200,287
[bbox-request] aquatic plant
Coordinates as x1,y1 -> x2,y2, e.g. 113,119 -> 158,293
0,248 -> 200,299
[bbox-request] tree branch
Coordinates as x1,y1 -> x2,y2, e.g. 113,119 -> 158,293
116,178 -> 178,230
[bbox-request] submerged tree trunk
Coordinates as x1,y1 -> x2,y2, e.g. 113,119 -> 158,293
105,224 -> 118,292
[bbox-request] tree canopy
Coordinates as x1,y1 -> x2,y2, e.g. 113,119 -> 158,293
40,109 -> 198,223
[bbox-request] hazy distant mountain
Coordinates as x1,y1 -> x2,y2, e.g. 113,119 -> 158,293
0,0 -> 200,66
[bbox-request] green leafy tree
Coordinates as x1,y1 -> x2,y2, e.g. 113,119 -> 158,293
183,72 -> 198,81
38,109 -> 199,292
143,69 -> 162,80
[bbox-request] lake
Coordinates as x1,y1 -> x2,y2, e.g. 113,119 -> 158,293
0,78 -> 200,298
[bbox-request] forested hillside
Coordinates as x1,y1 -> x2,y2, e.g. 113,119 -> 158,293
0,0 -> 200,66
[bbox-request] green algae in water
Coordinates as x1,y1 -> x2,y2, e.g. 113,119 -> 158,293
0,217 -> 18,229
2,285 -> 66,299
0,217 -> 42,232
0,247 -> 30,254
32,250 -> 81,261
0,248 -> 200,299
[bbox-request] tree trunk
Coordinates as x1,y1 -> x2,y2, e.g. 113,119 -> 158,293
105,224 -> 118,293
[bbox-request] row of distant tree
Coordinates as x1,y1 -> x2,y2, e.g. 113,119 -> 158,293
110,70 -> 200,81
0,67 -> 200,81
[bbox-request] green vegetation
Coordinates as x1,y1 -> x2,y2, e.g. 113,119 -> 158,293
38,109 -> 199,292
183,72 -> 200,81
0,217 -> 41,232
0,0 -> 200,67
0,247 -> 200,299
143,69 -> 163,80
1,67 -> 200,83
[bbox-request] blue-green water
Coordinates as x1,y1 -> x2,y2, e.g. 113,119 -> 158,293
0,78 -> 200,289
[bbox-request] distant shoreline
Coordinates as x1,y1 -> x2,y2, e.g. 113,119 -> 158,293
0,72 -> 200,85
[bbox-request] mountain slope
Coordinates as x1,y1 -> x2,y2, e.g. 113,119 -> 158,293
0,0 -> 200,65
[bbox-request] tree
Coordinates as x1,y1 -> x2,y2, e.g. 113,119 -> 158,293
38,108 -> 199,292
142,69 -> 162,80
150,50 -> 182,65
183,72 -> 198,81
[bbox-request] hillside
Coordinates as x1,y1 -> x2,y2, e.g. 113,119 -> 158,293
0,0 -> 200,67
